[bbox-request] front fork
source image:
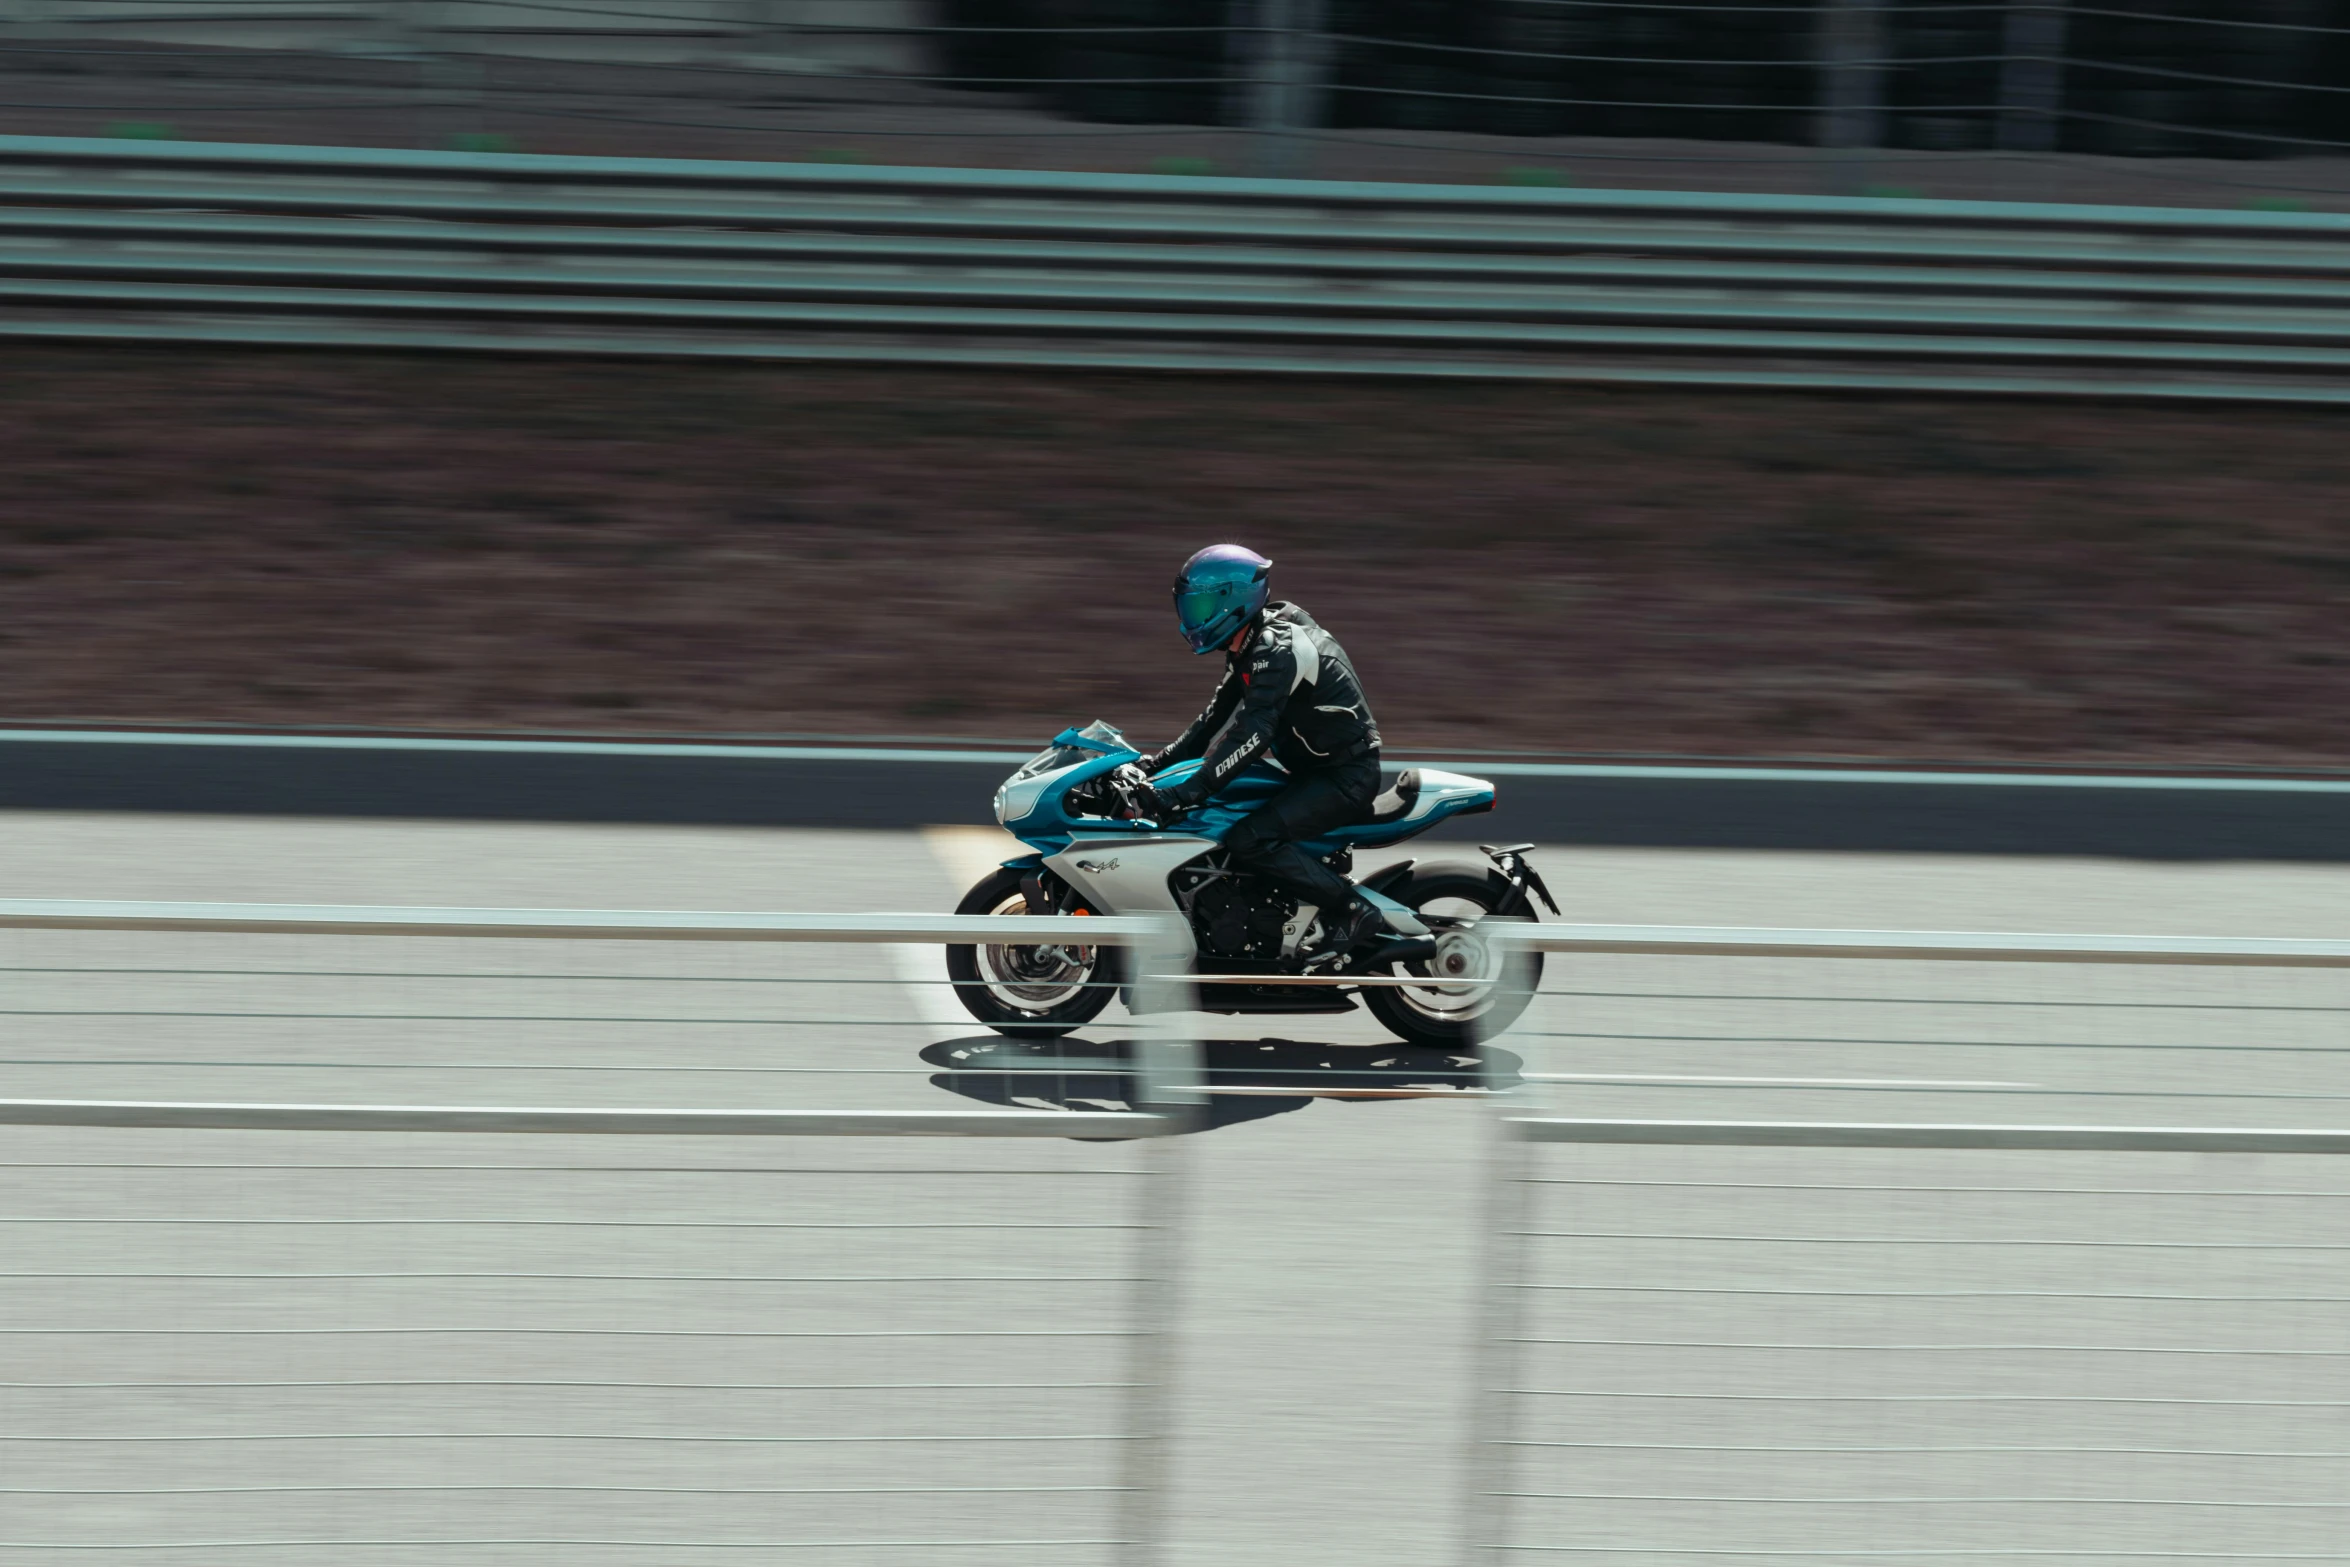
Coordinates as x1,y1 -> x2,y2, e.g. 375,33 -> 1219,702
1481,842 -> 1560,919
1020,867 -> 1087,917
1019,867 -> 1118,984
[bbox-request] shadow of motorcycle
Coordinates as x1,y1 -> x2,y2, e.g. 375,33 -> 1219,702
922,1032 -> 1524,1133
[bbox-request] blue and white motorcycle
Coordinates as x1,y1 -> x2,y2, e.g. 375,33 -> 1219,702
947,720 -> 1556,1049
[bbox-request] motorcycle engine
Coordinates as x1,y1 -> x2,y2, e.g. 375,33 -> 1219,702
1188,875 -> 1298,961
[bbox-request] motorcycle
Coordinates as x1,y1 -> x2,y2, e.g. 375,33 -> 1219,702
947,720 -> 1556,1049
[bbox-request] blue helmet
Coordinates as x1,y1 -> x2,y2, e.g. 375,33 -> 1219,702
1172,545 -> 1272,655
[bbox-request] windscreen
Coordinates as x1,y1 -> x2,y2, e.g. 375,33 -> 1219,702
1007,720 -> 1127,783
1010,744 -> 1083,783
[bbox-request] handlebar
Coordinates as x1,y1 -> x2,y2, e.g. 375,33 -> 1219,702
1070,763 -> 1155,822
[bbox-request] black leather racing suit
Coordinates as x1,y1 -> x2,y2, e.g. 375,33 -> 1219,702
1145,601 -> 1382,915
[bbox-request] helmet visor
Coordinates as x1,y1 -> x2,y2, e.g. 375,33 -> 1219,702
1174,587 -> 1228,635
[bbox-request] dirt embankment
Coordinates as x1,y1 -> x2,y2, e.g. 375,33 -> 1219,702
5,346 -> 2350,768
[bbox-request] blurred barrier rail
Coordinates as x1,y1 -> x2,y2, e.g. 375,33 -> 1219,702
1470,922 -> 2350,1566
19,132 -> 2350,399
0,898 -> 1189,1565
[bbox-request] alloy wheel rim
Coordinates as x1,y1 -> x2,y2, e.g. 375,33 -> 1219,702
980,893 -> 1099,1013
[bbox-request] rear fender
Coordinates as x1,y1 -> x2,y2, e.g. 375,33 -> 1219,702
1480,843 -> 1560,918
1357,858 -> 1418,899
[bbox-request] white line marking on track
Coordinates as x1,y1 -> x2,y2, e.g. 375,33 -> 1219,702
920,825 -> 1032,891
885,942 -> 976,1040
899,825 -> 1049,1042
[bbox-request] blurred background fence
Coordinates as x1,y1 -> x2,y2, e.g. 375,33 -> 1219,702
12,133 -> 2350,401
11,2 -> 2350,204
1470,926 -> 2350,1564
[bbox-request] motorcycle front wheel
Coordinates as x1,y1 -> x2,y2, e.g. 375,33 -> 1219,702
1360,863 -> 1543,1050
945,866 -> 1120,1039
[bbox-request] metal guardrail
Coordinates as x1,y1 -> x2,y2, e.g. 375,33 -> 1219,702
0,1099 -> 1171,1135
1486,921 -> 2350,1153
0,897 -> 1195,1126
4,1142 -> 1180,1561
0,897 -> 1166,947
1505,1119 -> 2350,1154
11,132 -> 2350,401
1469,921 -> 2350,1567
1495,923 -> 2350,967
0,897 -> 1189,1564
4,900 -> 2350,1560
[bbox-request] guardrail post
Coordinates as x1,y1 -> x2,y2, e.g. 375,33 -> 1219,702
736,0 -> 808,74
1117,1130 -> 1186,1567
1117,912 -> 1196,1566
383,0 -> 437,147
366,0 -> 412,66
1245,0 -> 1327,179
1115,915 -> 1193,1567
1816,0 -> 1887,188
1458,929 -> 1548,1566
384,0 -> 486,151
1997,0 -> 2068,152
1461,1103 -> 1536,1567
1126,914 -> 1203,1124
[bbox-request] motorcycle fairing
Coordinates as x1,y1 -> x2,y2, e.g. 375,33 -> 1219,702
1142,759 -> 1499,854
992,732 -> 1149,856
1044,836 -> 1221,929
993,720 -> 1501,904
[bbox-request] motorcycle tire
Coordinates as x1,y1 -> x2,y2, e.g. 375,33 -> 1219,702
945,866 -> 1120,1040
1360,862 -> 1543,1050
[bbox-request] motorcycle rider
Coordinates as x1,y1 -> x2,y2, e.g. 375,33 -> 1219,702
1127,544 -> 1390,965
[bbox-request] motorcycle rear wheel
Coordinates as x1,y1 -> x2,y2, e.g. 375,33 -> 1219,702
945,866 -> 1120,1040
1360,863 -> 1542,1050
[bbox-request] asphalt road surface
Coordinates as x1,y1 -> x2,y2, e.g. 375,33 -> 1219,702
1,813 -> 2345,1566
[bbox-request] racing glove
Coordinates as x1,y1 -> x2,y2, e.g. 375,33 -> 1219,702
1074,765 -> 1158,822
1124,781 -> 1179,823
